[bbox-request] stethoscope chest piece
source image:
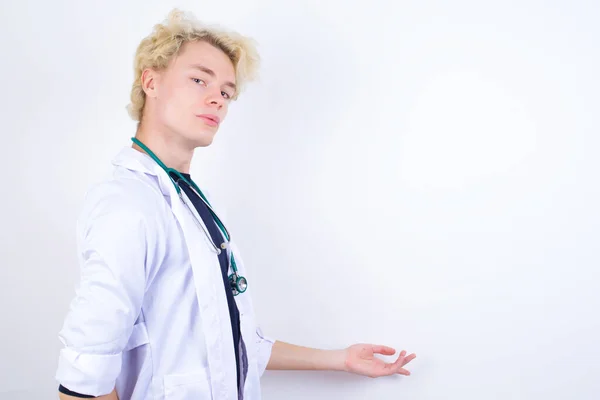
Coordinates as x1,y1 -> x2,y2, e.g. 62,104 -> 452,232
229,272 -> 248,296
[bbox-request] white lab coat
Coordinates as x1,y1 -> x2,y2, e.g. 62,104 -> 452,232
56,146 -> 274,399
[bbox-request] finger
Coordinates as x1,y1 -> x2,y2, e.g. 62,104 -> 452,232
372,345 -> 396,356
398,353 -> 416,367
396,367 -> 411,376
403,353 -> 417,365
392,350 -> 406,365
394,351 -> 416,367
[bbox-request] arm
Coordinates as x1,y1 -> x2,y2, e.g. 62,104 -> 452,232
56,186 -> 151,397
266,340 -> 416,378
266,341 -> 346,371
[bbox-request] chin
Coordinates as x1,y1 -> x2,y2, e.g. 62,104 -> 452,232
197,139 -> 214,148
191,130 -> 217,148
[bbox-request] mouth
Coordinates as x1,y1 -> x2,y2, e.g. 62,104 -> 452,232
196,114 -> 220,127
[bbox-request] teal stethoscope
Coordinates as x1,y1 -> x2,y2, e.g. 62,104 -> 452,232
131,137 -> 248,296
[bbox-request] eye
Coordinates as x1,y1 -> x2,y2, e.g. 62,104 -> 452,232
221,91 -> 232,100
192,78 -> 206,85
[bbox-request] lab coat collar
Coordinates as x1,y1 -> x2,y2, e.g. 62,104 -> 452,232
112,146 -> 159,175
111,146 -> 173,197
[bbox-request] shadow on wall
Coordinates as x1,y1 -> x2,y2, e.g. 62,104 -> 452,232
239,3 -> 363,185
228,4 -> 367,268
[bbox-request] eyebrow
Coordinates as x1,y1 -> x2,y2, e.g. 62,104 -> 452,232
190,64 -> 237,93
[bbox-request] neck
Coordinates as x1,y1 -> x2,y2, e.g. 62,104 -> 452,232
132,121 -> 194,174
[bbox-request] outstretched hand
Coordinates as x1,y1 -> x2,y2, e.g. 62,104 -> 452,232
343,344 -> 416,378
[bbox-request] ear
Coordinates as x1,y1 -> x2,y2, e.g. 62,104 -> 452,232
141,68 -> 160,98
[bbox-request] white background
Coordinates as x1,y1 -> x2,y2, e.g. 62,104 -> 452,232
1,0 -> 599,399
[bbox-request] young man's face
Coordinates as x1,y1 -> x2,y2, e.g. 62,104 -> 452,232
148,40 -> 237,147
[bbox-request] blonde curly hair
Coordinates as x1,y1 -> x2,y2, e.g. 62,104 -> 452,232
126,8 -> 260,122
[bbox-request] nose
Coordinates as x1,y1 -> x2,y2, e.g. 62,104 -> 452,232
206,89 -> 225,109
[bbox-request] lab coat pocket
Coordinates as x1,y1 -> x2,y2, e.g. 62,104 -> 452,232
164,369 -> 211,400
116,322 -> 153,400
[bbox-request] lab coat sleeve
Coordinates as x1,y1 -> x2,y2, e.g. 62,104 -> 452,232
55,183 -> 153,397
255,326 -> 276,376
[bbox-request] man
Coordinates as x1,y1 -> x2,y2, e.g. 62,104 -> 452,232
56,9 -> 415,400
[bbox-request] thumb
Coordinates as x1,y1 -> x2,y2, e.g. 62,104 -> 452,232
372,345 -> 396,356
